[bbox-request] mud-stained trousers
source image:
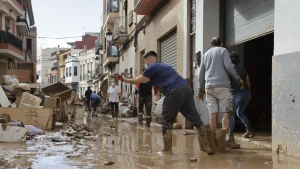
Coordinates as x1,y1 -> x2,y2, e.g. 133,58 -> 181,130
138,95 -> 152,123
162,85 -> 204,135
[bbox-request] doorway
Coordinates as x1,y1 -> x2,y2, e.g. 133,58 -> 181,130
229,33 -> 273,132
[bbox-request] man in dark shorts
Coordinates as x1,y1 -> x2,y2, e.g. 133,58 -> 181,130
115,51 -> 214,155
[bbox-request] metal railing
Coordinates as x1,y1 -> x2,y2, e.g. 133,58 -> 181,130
51,66 -> 58,71
128,10 -> 134,26
114,16 -> 127,36
0,30 -> 22,51
107,0 -> 119,13
107,45 -> 118,57
134,0 -> 140,7
95,33 -> 103,53
16,0 -> 22,5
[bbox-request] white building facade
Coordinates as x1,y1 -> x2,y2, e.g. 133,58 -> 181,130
36,47 -> 68,85
65,53 -> 80,90
78,48 -> 98,98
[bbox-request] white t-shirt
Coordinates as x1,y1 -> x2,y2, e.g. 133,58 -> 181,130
107,86 -> 120,102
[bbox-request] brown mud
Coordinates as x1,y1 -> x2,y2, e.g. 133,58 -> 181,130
0,115 -> 299,169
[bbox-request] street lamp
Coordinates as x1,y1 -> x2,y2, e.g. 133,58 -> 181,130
105,29 -> 113,42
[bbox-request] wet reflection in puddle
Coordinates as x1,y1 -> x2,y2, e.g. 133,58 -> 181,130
0,115 -> 299,168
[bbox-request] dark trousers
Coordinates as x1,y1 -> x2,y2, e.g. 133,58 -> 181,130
110,102 -> 119,118
86,98 -> 91,111
162,85 -> 204,135
138,95 -> 152,123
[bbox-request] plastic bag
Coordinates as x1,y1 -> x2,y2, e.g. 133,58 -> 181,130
25,125 -> 45,135
2,75 -> 19,88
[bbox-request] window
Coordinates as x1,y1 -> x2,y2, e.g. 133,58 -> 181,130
69,67 -> 71,76
66,68 -> 68,77
74,66 -> 78,76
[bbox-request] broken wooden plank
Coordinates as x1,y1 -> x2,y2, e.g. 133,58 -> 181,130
0,107 -> 54,131
0,85 -> 11,107
0,124 -> 27,142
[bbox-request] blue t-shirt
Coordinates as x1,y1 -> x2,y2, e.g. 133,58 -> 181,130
90,93 -> 100,101
142,62 -> 188,95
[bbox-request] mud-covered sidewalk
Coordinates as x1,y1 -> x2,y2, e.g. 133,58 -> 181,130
0,115 -> 299,169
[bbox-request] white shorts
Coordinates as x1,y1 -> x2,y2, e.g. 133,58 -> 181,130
206,88 -> 232,113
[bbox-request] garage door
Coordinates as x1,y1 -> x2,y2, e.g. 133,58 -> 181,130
225,0 -> 274,46
160,30 -> 177,69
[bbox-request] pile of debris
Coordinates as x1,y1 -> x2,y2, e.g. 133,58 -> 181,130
0,75 -> 85,143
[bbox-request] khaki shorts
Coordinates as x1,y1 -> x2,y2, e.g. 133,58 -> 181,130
206,88 -> 232,113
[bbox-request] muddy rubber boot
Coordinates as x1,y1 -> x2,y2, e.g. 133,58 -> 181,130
138,113 -> 143,125
197,126 -> 214,155
226,133 -> 240,149
243,128 -> 255,138
158,130 -> 172,154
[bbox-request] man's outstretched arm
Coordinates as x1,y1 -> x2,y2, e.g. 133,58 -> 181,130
118,74 -> 150,84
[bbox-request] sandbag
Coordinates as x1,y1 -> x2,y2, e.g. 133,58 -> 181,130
20,92 -> 42,107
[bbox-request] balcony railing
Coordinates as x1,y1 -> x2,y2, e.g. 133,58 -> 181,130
107,45 -> 118,57
134,0 -> 140,7
107,0 -> 119,14
128,10 -> 134,26
0,30 -> 22,51
17,9 -> 31,32
114,16 -> 127,36
51,66 -> 58,71
95,33 -> 103,54
16,0 -> 23,5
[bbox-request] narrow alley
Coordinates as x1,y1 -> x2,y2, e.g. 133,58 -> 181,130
0,115 -> 298,169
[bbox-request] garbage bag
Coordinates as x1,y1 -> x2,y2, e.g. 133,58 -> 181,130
8,120 -> 24,127
25,125 -> 45,135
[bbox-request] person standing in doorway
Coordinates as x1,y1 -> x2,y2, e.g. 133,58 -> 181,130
198,37 -> 244,149
229,52 -> 254,139
135,68 -> 158,127
115,51 -> 214,155
85,87 -> 93,111
107,83 -> 120,120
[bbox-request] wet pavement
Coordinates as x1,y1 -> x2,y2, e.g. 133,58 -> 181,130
0,115 -> 300,169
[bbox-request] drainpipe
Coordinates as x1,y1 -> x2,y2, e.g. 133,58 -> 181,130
183,0 -> 191,82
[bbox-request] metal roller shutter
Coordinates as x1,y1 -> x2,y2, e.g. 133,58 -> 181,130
225,0 -> 274,46
160,30 -> 177,69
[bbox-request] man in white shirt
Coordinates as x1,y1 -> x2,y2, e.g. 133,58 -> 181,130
107,83 -> 121,119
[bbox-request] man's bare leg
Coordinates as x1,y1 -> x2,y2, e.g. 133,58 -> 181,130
210,113 -> 218,129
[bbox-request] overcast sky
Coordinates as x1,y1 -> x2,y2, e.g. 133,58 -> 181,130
32,0 -> 103,48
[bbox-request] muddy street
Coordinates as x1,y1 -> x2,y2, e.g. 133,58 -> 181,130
0,115 -> 299,169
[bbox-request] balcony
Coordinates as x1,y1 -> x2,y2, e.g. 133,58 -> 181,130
106,0 -> 119,24
0,0 -> 23,16
134,0 -> 164,15
104,46 -> 118,67
113,16 -> 129,45
17,9 -> 31,35
95,33 -> 103,54
51,66 -> 58,71
0,30 -> 23,60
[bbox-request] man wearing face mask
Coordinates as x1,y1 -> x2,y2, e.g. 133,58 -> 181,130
115,51 -> 214,155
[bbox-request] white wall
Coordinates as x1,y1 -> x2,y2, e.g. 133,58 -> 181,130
36,47 -> 69,84
274,0 -> 300,55
65,55 -> 80,84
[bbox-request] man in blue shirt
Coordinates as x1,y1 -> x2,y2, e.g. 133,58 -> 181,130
90,91 -> 101,113
116,51 -> 213,155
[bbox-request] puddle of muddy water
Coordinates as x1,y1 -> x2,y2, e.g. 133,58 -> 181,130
0,115 -> 300,169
